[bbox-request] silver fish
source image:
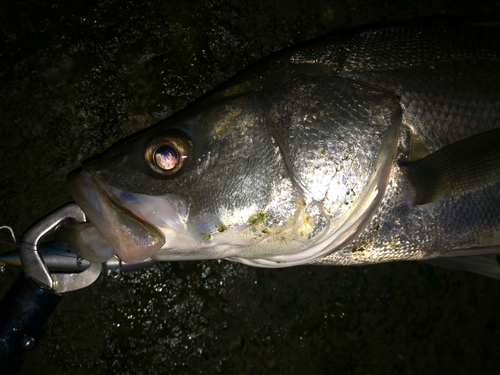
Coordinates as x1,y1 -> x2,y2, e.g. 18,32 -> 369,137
64,24 -> 500,277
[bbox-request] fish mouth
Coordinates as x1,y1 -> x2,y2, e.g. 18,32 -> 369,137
67,169 -> 182,264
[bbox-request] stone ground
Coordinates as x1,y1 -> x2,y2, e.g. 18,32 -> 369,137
1,1 -> 500,374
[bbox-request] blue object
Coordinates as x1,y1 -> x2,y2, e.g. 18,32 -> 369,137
0,275 -> 62,374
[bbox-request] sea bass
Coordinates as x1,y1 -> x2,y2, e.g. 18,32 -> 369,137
63,23 -> 500,277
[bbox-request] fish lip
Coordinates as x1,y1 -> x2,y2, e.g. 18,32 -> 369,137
68,168 -> 157,231
67,169 -> 167,264
67,168 -> 104,226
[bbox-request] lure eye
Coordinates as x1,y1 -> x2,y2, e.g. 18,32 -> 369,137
145,136 -> 191,176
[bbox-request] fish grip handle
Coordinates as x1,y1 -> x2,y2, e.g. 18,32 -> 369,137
20,204 -> 102,293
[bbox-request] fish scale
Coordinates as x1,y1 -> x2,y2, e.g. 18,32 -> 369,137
65,22 -> 500,277
311,25 -> 500,268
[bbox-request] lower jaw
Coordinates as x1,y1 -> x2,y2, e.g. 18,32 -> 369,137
67,169 -> 166,264
55,221 -> 116,263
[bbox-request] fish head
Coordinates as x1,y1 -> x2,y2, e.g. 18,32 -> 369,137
68,75 -> 402,266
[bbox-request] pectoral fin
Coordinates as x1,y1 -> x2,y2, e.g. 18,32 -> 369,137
402,128 -> 500,205
423,254 -> 500,279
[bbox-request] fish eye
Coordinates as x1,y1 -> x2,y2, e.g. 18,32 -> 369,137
154,145 -> 178,170
145,136 -> 191,176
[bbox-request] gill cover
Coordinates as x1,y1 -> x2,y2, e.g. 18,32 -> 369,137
231,77 -> 402,267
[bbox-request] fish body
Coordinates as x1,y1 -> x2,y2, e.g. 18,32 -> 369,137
66,23 -> 500,275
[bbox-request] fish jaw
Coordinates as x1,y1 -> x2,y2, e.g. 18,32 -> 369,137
67,169 -> 168,264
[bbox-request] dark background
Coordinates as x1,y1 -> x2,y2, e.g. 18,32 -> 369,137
1,1 -> 500,374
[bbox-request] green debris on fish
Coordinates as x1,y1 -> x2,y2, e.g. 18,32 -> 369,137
66,23 -> 500,278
